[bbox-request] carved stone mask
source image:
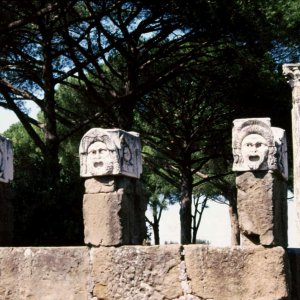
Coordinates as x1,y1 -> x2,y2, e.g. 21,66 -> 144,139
241,134 -> 269,170
87,141 -> 115,175
80,128 -> 142,178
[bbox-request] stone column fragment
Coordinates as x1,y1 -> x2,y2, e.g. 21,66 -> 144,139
283,63 -> 300,246
232,118 -> 288,247
79,128 -> 146,246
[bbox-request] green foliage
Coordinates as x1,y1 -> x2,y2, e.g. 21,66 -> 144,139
4,123 -> 84,246
0,0 -> 298,245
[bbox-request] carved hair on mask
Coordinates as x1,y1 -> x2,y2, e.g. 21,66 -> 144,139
232,118 -> 277,171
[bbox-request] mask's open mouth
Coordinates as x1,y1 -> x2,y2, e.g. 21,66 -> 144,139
249,155 -> 260,162
94,162 -> 104,168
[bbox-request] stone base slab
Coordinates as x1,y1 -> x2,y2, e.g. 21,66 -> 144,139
0,247 -> 90,300
0,245 -> 291,300
185,245 -> 290,300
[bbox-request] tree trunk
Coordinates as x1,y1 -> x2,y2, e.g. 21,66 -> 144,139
43,77 -> 59,187
151,202 -> 160,245
117,98 -> 135,130
153,220 -> 160,245
180,170 -> 193,244
192,196 -> 208,244
192,216 -> 198,244
41,20 -> 60,187
118,57 -> 138,131
228,191 -> 240,246
44,137 -> 60,187
43,84 -> 60,187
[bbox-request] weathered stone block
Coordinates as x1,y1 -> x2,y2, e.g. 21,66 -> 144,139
83,192 -> 124,246
185,245 -> 290,300
236,171 -> 287,247
0,247 -> 89,300
89,245 -> 183,300
85,177 -> 115,194
83,178 -> 147,246
84,176 -> 137,194
79,128 -> 142,178
0,245 -> 292,299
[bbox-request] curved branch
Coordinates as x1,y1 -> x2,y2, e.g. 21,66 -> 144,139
0,87 -> 45,153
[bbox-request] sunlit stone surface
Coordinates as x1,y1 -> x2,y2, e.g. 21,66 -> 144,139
232,118 -> 288,247
232,118 -> 287,178
79,128 -> 142,178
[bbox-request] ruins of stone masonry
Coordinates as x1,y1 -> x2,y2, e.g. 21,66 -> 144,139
0,125 -> 299,299
232,117 -> 288,247
283,63 -> 300,247
79,128 -> 147,246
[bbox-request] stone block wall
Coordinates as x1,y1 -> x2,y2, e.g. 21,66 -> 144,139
0,245 -> 291,299
0,247 -> 89,299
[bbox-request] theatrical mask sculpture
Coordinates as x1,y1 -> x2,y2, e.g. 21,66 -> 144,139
80,128 -> 142,178
232,118 -> 277,172
86,139 -> 119,176
241,133 -> 269,170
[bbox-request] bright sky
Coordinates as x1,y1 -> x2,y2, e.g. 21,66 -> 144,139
0,103 -> 40,134
148,192 -> 298,247
149,200 -> 231,246
0,107 -> 298,247
0,107 -> 19,133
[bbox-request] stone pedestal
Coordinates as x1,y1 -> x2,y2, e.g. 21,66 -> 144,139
236,171 -> 287,247
232,118 -> 288,248
80,128 -> 145,246
83,177 -> 147,246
